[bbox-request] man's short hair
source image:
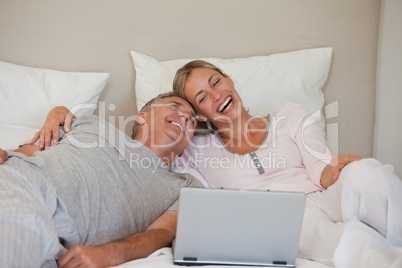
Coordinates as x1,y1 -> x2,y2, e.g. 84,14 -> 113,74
131,91 -> 183,138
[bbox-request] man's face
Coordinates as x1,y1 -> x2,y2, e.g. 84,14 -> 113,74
142,97 -> 197,152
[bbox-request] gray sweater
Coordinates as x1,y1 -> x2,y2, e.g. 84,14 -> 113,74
12,115 -> 203,248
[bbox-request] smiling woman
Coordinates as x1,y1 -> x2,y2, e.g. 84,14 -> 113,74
174,60 -> 271,155
171,59 -> 402,266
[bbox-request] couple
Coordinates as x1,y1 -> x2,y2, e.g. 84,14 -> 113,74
2,60 -> 402,267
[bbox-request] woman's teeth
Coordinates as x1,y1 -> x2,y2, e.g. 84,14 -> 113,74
218,96 -> 233,113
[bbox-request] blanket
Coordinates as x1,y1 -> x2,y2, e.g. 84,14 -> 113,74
334,221 -> 402,268
114,248 -> 331,268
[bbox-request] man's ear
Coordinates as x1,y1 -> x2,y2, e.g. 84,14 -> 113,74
135,112 -> 147,125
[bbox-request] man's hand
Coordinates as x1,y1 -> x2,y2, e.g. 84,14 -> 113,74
57,245 -> 115,268
0,149 -> 8,164
30,106 -> 75,150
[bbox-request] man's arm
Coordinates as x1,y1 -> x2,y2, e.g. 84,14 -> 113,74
57,210 -> 178,268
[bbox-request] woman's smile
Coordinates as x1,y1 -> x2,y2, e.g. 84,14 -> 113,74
217,96 -> 233,113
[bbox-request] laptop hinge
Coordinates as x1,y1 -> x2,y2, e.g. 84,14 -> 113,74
183,257 -> 198,261
273,260 -> 287,265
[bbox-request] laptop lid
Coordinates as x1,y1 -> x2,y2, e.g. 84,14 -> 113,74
174,188 -> 306,267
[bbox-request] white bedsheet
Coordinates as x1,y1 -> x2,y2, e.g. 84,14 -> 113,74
333,221 -> 402,268
114,159 -> 402,268
115,247 -> 330,268
111,194 -> 334,268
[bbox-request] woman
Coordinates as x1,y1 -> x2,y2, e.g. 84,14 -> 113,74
172,60 -> 360,191
171,60 -> 402,265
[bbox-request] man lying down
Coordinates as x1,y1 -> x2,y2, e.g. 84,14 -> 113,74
0,92 -> 203,267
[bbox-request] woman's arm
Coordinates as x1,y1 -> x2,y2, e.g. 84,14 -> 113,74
320,154 -> 362,189
0,144 -> 43,165
0,106 -> 75,165
57,210 -> 178,268
30,106 -> 75,149
0,144 -> 41,164
14,144 -> 42,157
290,106 -> 361,189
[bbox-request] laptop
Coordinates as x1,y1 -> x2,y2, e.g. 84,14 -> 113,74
174,188 -> 306,267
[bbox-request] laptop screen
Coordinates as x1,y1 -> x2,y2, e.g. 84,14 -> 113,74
174,188 -> 306,267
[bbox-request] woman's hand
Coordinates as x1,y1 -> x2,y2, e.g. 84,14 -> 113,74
30,106 -> 75,150
331,154 -> 363,181
320,154 -> 363,189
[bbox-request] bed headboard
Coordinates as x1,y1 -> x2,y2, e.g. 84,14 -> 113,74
0,0 -> 381,157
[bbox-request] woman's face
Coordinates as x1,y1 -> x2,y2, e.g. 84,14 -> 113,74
183,68 -> 243,126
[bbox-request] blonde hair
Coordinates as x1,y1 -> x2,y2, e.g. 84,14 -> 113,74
173,60 -> 225,134
173,60 -> 225,99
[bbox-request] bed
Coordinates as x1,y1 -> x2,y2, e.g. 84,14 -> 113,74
1,0 -> 400,267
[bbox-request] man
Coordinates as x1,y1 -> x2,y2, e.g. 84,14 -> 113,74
0,92 -> 203,267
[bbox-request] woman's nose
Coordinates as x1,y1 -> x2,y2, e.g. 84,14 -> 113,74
210,90 -> 222,102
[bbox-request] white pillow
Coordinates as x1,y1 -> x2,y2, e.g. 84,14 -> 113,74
0,61 -> 109,150
0,126 -> 39,151
131,48 -> 332,130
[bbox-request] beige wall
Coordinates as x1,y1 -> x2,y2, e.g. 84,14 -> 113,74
0,0 -> 381,157
374,0 -> 402,177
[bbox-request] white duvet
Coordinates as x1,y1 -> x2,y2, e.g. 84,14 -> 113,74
112,158 -> 402,268
113,221 -> 402,268
333,221 -> 402,268
115,247 -> 330,268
